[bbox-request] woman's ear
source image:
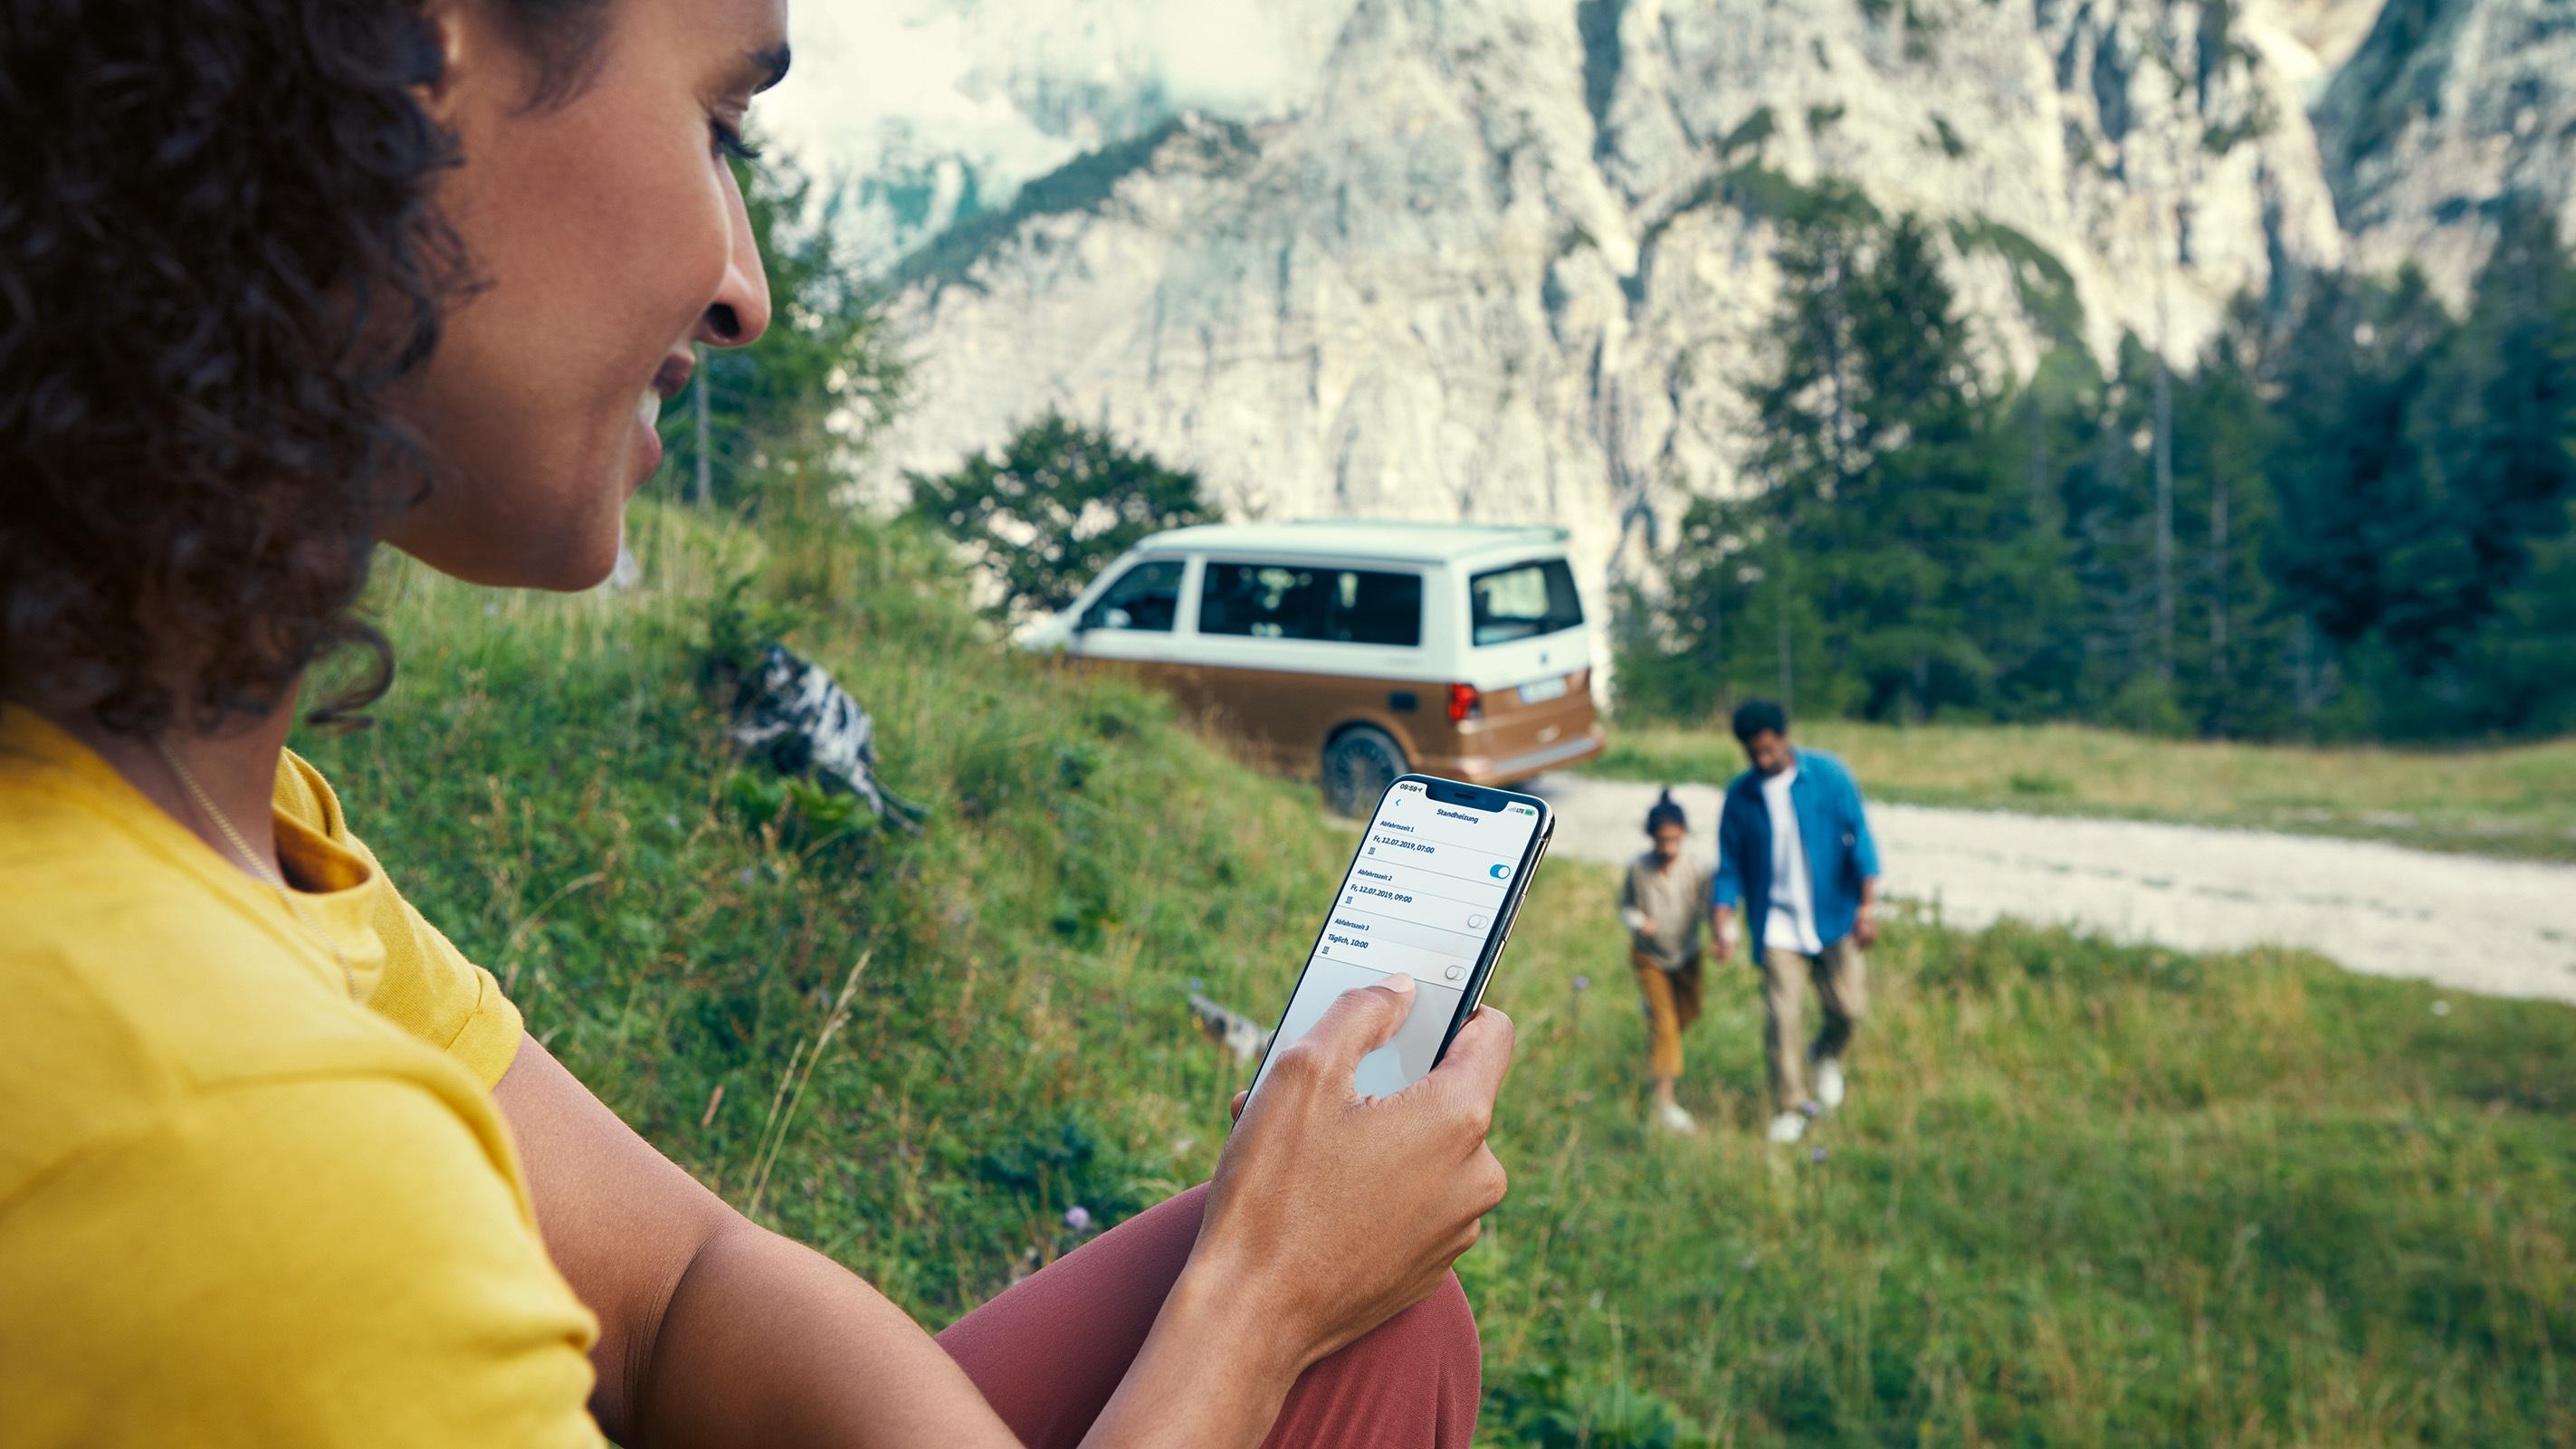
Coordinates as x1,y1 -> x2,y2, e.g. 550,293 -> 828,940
406,0 -> 471,120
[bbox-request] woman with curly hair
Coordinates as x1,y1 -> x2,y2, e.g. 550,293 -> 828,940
0,3 -> 1514,1444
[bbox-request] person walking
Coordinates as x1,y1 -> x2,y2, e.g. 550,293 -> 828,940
1618,788 -> 1716,1135
1709,701 -> 1883,1144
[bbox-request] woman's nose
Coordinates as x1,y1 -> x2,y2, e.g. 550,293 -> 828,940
695,224 -> 772,349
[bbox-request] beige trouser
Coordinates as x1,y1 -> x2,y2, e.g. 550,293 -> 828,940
1630,950 -> 1703,1080
1760,938 -> 1867,1111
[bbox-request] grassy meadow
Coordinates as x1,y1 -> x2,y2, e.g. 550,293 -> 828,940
1593,720 -> 2576,862
295,506 -> 2574,1446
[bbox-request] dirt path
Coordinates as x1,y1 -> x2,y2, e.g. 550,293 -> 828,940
1526,775 -> 2576,1005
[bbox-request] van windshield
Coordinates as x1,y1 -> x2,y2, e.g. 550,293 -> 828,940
1468,559 -> 1584,646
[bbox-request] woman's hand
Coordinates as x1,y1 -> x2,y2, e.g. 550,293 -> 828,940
1188,975 -> 1515,1374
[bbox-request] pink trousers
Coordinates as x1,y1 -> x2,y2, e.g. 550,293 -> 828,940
938,1184 -> 1482,1447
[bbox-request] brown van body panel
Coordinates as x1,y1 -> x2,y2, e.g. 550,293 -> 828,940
1151,661 -> 1409,773
1097,655 -> 1604,786
1449,667 -> 1606,781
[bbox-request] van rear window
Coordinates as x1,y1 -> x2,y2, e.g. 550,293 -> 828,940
1198,563 -> 1422,646
1469,559 -> 1584,646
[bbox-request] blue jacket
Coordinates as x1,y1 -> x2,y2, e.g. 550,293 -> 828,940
1713,748 -> 1882,958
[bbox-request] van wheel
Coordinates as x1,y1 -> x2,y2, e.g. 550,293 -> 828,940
1321,728 -> 1406,817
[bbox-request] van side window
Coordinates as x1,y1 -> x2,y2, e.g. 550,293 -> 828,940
1199,563 -> 1422,645
1327,569 -> 1423,645
1199,563 -> 1325,639
1082,560 -> 1185,633
1469,559 -> 1584,645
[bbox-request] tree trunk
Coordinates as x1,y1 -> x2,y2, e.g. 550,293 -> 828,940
2153,350 -> 2174,683
2209,479 -> 2228,704
692,341 -> 713,508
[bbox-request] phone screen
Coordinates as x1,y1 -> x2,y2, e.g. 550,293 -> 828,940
1249,776 -> 1550,1101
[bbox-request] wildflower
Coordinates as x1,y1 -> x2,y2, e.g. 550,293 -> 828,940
1064,1205 -> 1092,1233
1572,974 -> 1590,992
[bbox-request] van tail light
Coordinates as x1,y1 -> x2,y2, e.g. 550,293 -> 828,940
1447,682 -> 1483,723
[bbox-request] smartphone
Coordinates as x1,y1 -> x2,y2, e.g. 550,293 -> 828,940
1246,774 -> 1555,1103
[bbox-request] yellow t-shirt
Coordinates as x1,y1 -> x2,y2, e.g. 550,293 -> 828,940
0,707 -> 604,1446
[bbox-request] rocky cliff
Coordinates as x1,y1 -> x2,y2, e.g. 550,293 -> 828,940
2315,0 -> 2575,305
836,0 -> 2557,652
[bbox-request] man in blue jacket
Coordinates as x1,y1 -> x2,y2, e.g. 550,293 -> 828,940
1709,700 -> 1883,1144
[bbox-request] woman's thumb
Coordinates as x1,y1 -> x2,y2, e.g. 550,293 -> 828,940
1296,972 -> 1418,1081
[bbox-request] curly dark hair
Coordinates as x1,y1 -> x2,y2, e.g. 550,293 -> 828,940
0,0 -> 606,738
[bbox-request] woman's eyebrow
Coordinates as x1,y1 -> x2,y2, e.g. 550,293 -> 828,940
744,43 -> 792,95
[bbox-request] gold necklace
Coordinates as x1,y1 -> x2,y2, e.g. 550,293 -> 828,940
152,738 -> 358,1000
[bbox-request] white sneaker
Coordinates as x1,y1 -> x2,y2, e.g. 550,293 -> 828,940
1814,1056 -> 1846,1111
1656,1100 -> 1698,1135
1766,1111 -> 1808,1144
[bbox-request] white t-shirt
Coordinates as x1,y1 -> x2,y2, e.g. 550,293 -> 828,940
1760,764 -> 1823,956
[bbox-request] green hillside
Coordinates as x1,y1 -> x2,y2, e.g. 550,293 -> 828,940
297,506 -> 2573,1447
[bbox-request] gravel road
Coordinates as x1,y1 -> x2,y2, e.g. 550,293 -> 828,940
1526,775 -> 2576,1005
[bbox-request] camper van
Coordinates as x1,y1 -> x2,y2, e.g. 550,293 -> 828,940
1024,522 -> 1605,813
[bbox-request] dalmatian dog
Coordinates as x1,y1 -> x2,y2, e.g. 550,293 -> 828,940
722,643 -> 927,832
1188,991 -> 1274,1065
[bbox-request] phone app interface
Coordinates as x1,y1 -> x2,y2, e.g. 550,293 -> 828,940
1257,780 -> 1544,1099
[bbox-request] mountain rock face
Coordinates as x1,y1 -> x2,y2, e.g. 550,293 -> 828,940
2270,0 -> 2395,73
854,0 -> 2542,655
2316,0 -> 2576,304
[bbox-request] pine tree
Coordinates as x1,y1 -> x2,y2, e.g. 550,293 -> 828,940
2057,337 -> 2166,725
1627,195 -> 2576,742
1712,212 -> 2063,721
2264,267 -> 2452,665
2169,314 -> 2297,737
2392,203 -> 2576,664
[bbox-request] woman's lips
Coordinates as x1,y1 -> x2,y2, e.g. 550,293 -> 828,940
633,351 -> 690,493
632,388 -> 664,490
654,350 -> 697,400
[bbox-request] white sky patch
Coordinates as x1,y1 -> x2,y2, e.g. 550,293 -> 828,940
756,2 -> 1062,183
1142,0 -> 1303,113
757,0 -> 1334,197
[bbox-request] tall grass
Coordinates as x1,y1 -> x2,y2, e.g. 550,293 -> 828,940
297,506 -> 2573,1446
1594,720 -> 2576,861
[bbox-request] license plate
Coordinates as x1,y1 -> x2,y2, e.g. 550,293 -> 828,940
1519,674 -> 1569,704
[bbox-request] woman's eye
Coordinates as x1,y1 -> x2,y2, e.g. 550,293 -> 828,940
711,119 -> 763,163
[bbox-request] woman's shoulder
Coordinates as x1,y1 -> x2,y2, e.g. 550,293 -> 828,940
0,898 -> 485,1201
274,746 -> 349,836
0,796 -> 480,1211
273,748 -> 530,1089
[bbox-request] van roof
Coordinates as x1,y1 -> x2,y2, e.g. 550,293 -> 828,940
1136,520 -> 1569,566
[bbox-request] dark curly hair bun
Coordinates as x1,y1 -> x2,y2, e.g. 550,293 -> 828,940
0,0 -> 604,738
1645,787 -> 1687,834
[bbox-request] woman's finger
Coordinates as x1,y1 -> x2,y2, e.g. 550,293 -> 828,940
1280,974 -> 1417,1088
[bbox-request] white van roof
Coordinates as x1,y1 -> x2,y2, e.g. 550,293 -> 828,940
1136,520 -> 1569,567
